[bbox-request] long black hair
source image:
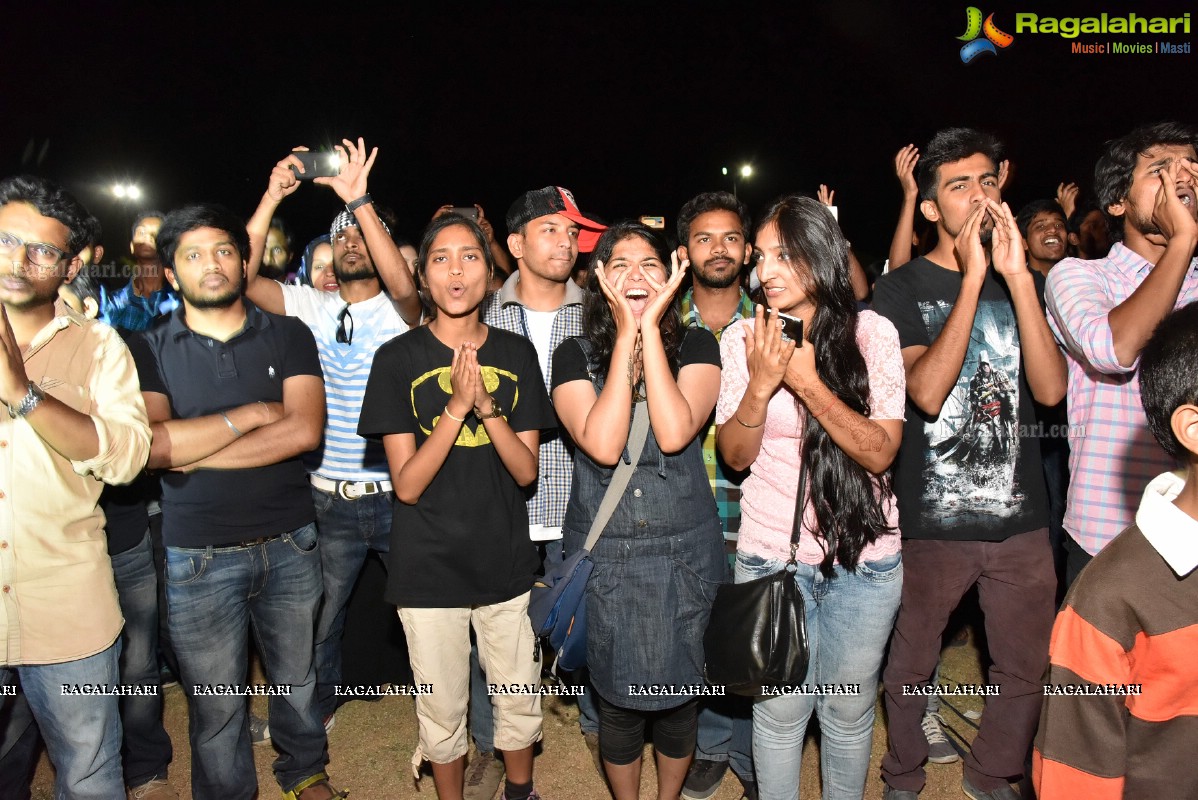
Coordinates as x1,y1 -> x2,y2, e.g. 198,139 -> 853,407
758,195 -> 893,576
581,221 -> 685,375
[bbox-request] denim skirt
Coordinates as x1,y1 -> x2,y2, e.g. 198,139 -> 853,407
565,518 -> 724,711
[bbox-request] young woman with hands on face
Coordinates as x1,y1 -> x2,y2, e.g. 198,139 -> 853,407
715,196 -> 907,800
357,214 -> 555,800
552,222 -> 725,800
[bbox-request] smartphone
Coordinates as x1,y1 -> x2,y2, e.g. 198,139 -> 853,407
450,206 -> 480,221
767,309 -> 804,345
289,152 -> 340,180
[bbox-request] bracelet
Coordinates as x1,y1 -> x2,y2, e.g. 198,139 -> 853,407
734,413 -> 764,429
221,412 -> 244,437
345,193 -> 373,212
810,397 -> 837,418
442,406 -> 466,423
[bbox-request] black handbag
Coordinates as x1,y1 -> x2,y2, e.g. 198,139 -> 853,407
703,455 -> 810,696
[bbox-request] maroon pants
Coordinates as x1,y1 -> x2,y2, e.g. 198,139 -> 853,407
881,529 -> 1055,793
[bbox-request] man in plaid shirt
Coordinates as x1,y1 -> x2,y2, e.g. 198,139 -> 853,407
1045,122 -> 1198,586
468,186 -> 607,799
675,191 -> 757,800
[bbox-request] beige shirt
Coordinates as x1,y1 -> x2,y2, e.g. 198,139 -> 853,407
0,301 -> 151,665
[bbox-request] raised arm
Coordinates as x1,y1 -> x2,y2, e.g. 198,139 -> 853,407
988,199 -> 1066,404
244,150 -> 307,315
901,204 -> 990,416
1104,160 -> 1198,367
639,254 -> 719,452
476,205 -> 514,279
315,138 -> 421,326
888,145 -> 921,271
551,263 -> 641,466
717,307 -> 793,471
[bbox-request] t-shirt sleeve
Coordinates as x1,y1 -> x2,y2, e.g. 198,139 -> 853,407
859,312 -> 907,421
715,320 -> 751,426
127,331 -> 166,395
871,271 -> 931,350
551,337 -> 591,390
280,283 -> 323,323
358,341 -> 415,439
507,337 -> 556,433
279,317 -> 323,380
678,328 -> 721,368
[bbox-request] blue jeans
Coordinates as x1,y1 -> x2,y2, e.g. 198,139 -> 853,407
111,531 -> 172,786
167,524 -> 326,799
695,697 -> 755,781
310,486 -> 392,720
737,550 -> 902,800
5,641 -> 124,800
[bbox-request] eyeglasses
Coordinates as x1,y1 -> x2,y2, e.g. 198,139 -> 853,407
336,304 -> 354,344
0,230 -> 70,270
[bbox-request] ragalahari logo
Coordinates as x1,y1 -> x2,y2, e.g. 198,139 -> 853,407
958,7 -> 1015,63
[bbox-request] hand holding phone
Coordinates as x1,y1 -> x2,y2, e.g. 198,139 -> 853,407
767,309 -> 804,345
290,152 -> 340,181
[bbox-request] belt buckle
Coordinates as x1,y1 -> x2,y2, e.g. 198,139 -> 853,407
337,481 -> 378,500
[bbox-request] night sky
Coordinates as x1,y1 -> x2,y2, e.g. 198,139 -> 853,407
3,0 -> 1190,261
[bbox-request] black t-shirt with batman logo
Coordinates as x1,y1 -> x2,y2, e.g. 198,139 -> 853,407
359,324 -> 555,607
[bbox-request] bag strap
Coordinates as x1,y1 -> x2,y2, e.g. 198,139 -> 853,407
789,410 -> 810,566
582,400 -> 651,552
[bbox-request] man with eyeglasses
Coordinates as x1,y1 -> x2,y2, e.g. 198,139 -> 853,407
0,175 -> 151,798
243,138 -> 421,737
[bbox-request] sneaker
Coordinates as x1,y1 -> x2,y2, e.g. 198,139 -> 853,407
882,787 -> 920,800
463,750 -> 505,800
962,776 -> 1020,800
583,731 -> 603,777
283,774 -> 349,800
127,778 -> 179,800
922,711 -> 960,764
324,713 -> 336,733
738,777 -> 759,800
681,758 -> 729,800
250,713 -> 271,746
500,791 -> 543,800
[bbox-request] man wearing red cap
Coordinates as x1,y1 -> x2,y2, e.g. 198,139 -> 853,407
459,187 -> 606,800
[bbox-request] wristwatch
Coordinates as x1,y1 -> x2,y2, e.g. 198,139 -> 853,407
476,396 -> 504,419
7,382 -> 45,419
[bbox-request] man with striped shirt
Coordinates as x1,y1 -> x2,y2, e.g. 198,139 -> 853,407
245,139 -> 422,728
1045,122 -> 1198,586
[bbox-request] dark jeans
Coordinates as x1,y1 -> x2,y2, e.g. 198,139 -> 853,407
310,486 -> 392,721
110,531 -> 173,786
167,524 -> 326,799
881,529 -> 1055,794
148,512 -> 181,681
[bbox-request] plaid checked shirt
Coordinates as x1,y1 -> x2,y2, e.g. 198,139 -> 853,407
1046,242 -> 1198,555
681,287 -> 754,538
100,280 -> 179,332
483,273 -> 584,529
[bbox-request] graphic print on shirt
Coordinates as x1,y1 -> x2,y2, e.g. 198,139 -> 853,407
410,365 -> 520,447
918,298 -> 1024,527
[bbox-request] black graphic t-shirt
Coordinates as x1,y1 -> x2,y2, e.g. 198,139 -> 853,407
358,324 -> 556,607
872,257 -> 1048,541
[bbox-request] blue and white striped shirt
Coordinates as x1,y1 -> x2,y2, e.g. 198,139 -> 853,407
282,285 -> 410,481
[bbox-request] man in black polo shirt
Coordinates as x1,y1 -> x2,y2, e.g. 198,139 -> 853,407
135,204 -> 343,800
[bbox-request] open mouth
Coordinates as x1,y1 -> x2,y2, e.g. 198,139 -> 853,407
1177,186 -> 1195,208
1042,236 -> 1062,247
448,281 -> 467,298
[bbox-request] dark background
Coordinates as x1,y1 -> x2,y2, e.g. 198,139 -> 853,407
2,0 -> 1188,262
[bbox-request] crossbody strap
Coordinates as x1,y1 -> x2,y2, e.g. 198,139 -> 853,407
582,400 -> 651,552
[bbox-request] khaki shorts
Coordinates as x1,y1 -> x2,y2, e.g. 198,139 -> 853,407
398,591 -> 543,765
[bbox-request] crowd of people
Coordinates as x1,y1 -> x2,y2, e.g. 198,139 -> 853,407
1,120 -> 1196,800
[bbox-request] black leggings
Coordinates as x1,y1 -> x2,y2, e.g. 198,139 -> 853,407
597,696 -> 697,766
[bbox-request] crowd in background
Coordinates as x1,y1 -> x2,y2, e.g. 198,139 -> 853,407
2,120 -> 1197,800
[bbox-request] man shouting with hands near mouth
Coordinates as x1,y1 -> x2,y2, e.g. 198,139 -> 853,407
872,127 -> 1066,800
1046,121 -> 1198,587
